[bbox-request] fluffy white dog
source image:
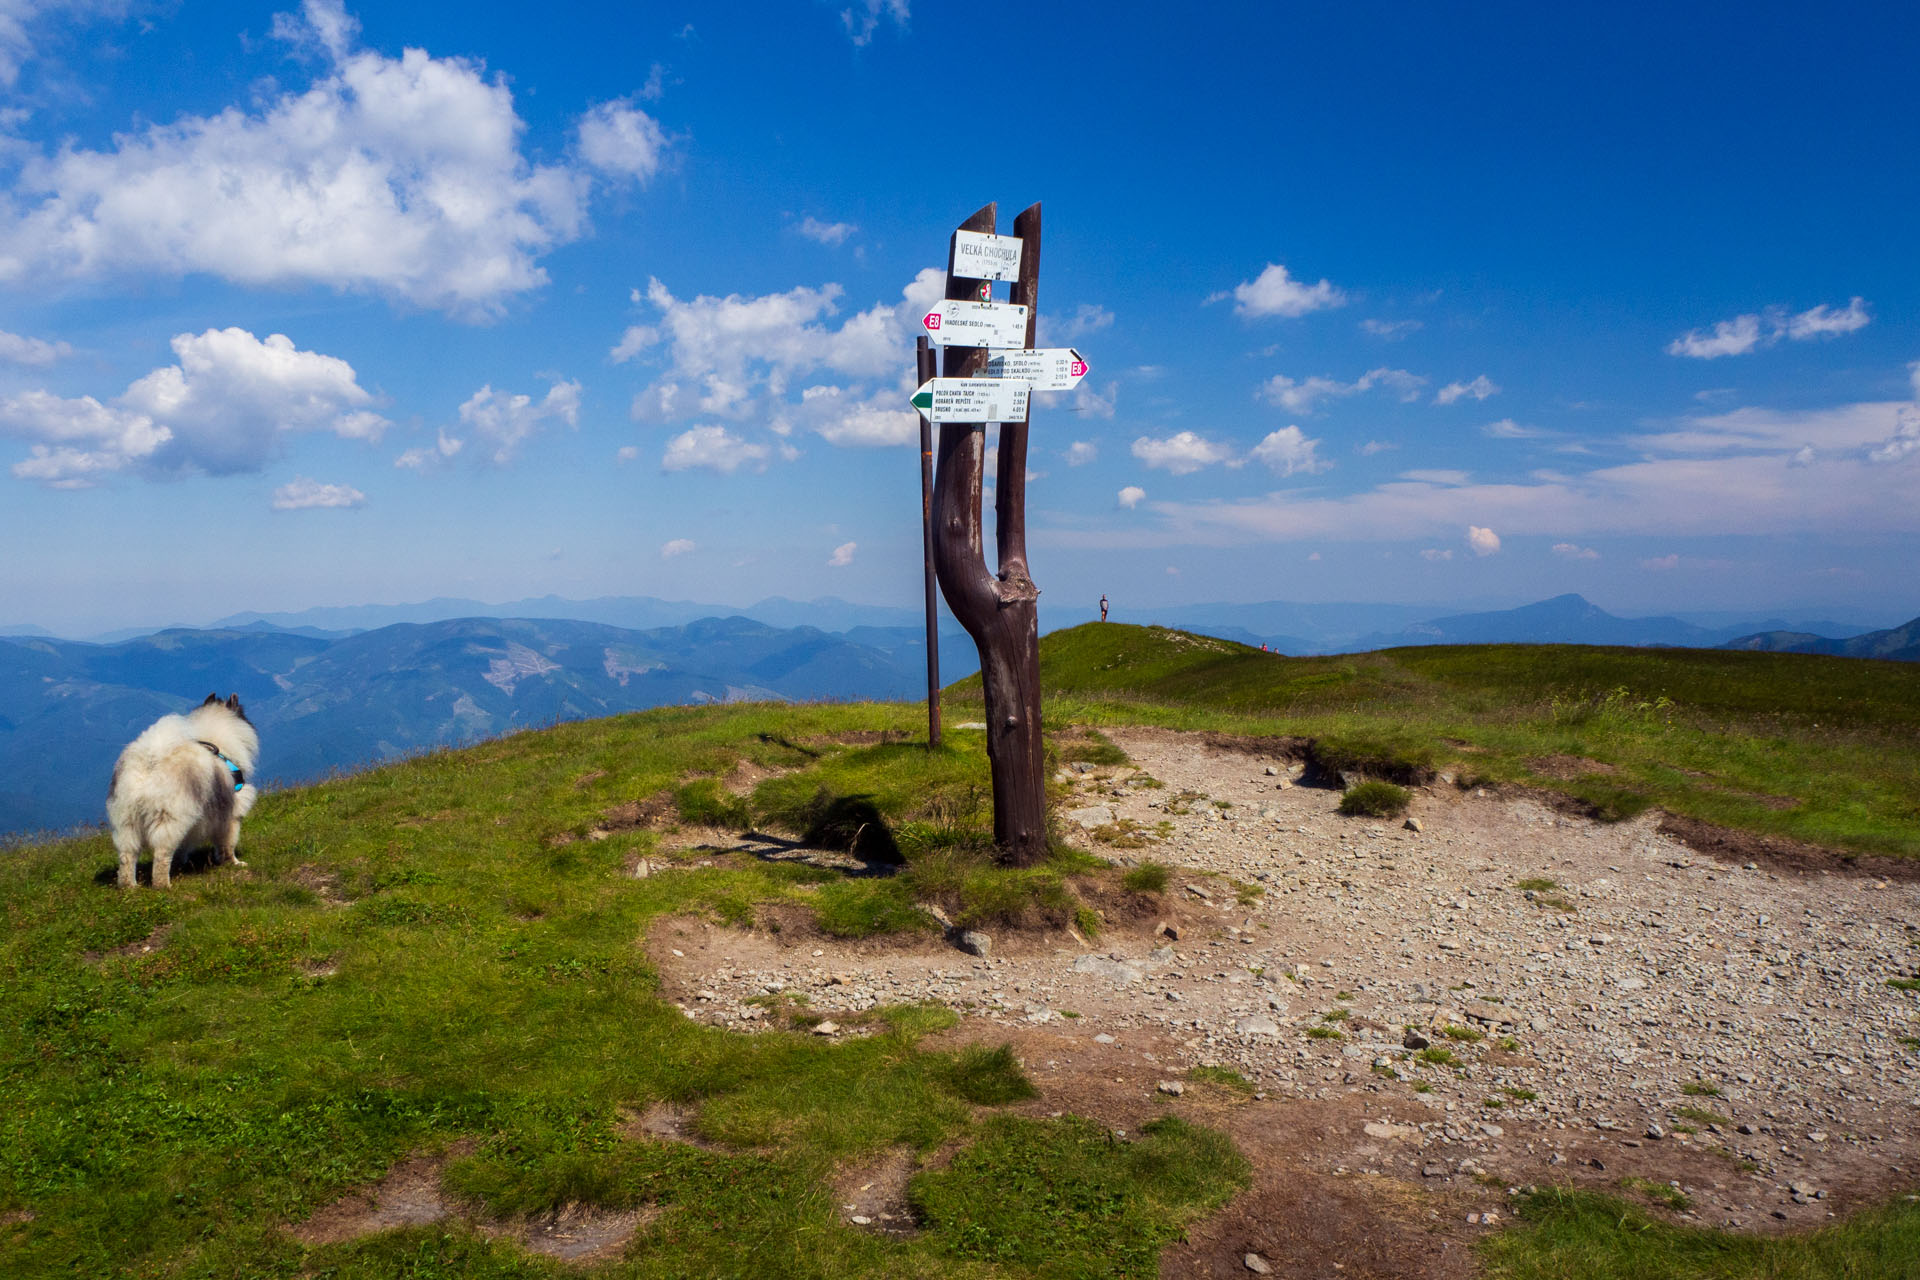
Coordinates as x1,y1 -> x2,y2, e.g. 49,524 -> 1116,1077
107,694 -> 260,889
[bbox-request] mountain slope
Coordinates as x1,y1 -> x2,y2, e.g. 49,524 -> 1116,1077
1723,615 -> 1920,662
1348,593 -> 1726,650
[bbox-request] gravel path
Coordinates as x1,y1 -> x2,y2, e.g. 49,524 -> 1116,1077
647,728 -> 1920,1238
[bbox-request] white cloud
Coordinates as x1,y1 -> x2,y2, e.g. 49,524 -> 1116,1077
660,537 -> 695,558
1,326 -> 385,486
271,476 -> 365,510
661,424 -> 768,473
1466,525 -> 1501,556
1482,418 -> 1549,439
1641,553 -> 1680,571
1117,485 -> 1145,509
796,217 -> 858,246
1069,380 -> 1116,420
1360,318 -> 1420,340
1869,407 -> 1919,465
1249,425 -> 1330,477
1435,375 -> 1499,405
1669,297 -> 1871,358
1788,444 -> 1816,468
1215,263 -> 1346,319
827,539 -> 857,566
575,98 -> 669,183
1785,296 -> 1870,340
0,328 -> 72,365
1667,313 -> 1765,359
0,0 -> 120,86
1064,440 -> 1096,466
840,0 -> 907,44
1039,302 -> 1113,344
1132,431 -> 1232,475
615,444 -> 639,463
448,380 -> 579,465
1552,543 -> 1600,561
1357,440 -> 1396,455
1258,367 -> 1425,414
1401,469 -> 1470,486
394,427 -> 464,469
0,0 -> 595,318
1419,548 -> 1453,561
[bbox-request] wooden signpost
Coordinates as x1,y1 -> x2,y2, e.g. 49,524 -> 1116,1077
916,201 -> 1072,867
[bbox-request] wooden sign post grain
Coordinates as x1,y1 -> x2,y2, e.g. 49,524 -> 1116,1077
929,201 -> 1048,866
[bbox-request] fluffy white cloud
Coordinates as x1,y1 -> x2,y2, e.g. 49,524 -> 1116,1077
1216,263 -> 1345,319
1360,318 -> 1420,340
1132,431 -> 1233,475
1435,375 -> 1499,405
840,0 -> 907,45
1668,298 -> 1870,358
1,326 -> 385,486
272,476 -> 365,510
1420,548 -> 1453,561
0,0 -> 119,86
1259,367 -> 1424,414
793,383 -> 915,447
1785,297 -> 1870,340
796,217 -> 857,246
1552,543 -> 1600,560
1869,407 -> 1919,465
1466,525 -> 1501,556
576,98 -> 669,183
1249,425 -> 1331,477
1117,485 -> 1145,508
0,328 -> 72,365
661,424 -> 768,473
1039,302 -> 1114,344
0,0 -> 595,318
453,380 -> 580,465
394,427 -> 464,469
1064,440 -> 1097,466
660,537 -> 696,558
827,540 -> 857,566
1482,418 -> 1549,439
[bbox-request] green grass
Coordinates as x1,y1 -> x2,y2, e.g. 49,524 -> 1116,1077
1682,1081 -> 1724,1098
0,703 -> 1234,1280
1187,1065 -> 1255,1097
1675,1106 -> 1733,1128
1338,780 -> 1412,818
908,1115 -> 1248,1278
1515,877 -> 1561,892
1027,623 -> 1920,858
1481,1187 -> 1920,1279
1120,862 -> 1170,894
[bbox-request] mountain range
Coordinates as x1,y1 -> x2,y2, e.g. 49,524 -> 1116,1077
1720,616 -> 1920,662
0,616 -> 934,836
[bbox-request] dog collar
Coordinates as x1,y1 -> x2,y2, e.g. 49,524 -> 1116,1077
198,741 -> 246,792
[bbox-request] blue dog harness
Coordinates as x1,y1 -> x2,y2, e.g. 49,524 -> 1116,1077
198,741 -> 246,792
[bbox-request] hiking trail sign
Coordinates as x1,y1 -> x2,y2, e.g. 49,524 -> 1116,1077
921,298 -> 1030,348
951,229 -> 1024,281
910,378 -> 1030,424
981,347 -> 1089,393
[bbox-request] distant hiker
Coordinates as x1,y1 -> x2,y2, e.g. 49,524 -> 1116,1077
1099,594 -> 1109,622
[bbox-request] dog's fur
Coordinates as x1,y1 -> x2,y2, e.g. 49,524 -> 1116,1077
108,694 -> 260,889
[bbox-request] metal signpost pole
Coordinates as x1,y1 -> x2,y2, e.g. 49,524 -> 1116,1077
916,335 -> 942,750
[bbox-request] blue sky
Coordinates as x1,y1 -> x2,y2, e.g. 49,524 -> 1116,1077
2,0 -> 1917,636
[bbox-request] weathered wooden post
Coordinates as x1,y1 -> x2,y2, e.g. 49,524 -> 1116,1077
923,203 -> 1048,864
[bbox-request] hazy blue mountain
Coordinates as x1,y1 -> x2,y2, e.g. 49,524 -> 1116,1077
1345,593 -> 1729,651
0,615 -> 929,836
1722,615 -> 1920,662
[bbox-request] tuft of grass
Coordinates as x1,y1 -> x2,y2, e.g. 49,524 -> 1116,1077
1888,977 -> 1920,992
1321,1008 -> 1350,1023
1514,877 -> 1560,892
1619,1176 -> 1692,1211
1681,1080 -> 1723,1097
1441,1024 -> 1484,1043
1188,1065 -> 1256,1097
1674,1105 -> 1731,1128
812,878 -> 938,939
1306,1025 -> 1344,1040
1056,728 -> 1129,767
674,776 -> 753,829
1122,861 -> 1171,894
1503,1086 -> 1538,1101
1338,780 -> 1411,818
1416,1047 -> 1458,1066
909,1114 -> 1248,1277
1480,1187 -> 1920,1279
939,1043 -> 1037,1105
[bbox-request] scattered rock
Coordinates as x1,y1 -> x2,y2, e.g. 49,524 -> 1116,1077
1245,1252 -> 1273,1274
1405,817 -> 1424,833
1067,805 -> 1115,830
1403,1030 -> 1431,1050
813,1021 -> 840,1036
1157,1080 -> 1185,1097
1235,1014 -> 1281,1037
955,930 -> 992,958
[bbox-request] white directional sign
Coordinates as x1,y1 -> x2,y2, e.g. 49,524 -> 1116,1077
921,299 -> 1030,348
911,378 -> 1030,424
951,229 -> 1024,281
982,347 -> 1090,393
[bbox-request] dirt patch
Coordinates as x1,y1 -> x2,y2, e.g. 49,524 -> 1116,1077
290,1143 -> 472,1244
1525,755 -> 1618,781
1657,813 -> 1920,884
599,790 -> 677,833
832,1145 -> 920,1236
804,729 -> 912,748
0,1210 -> 32,1229
511,1203 -> 655,1263
571,770 -> 608,790
616,1102 -> 721,1150
289,863 -> 349,906
86,923 -> 173,963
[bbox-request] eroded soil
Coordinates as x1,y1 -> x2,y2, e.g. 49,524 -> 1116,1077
645,727 -> 1920,1277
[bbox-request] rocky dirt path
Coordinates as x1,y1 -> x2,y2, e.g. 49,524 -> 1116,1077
647,729 -> 1920,1276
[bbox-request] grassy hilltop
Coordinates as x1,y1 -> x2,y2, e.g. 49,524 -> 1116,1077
2,624 -> 1917,1278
